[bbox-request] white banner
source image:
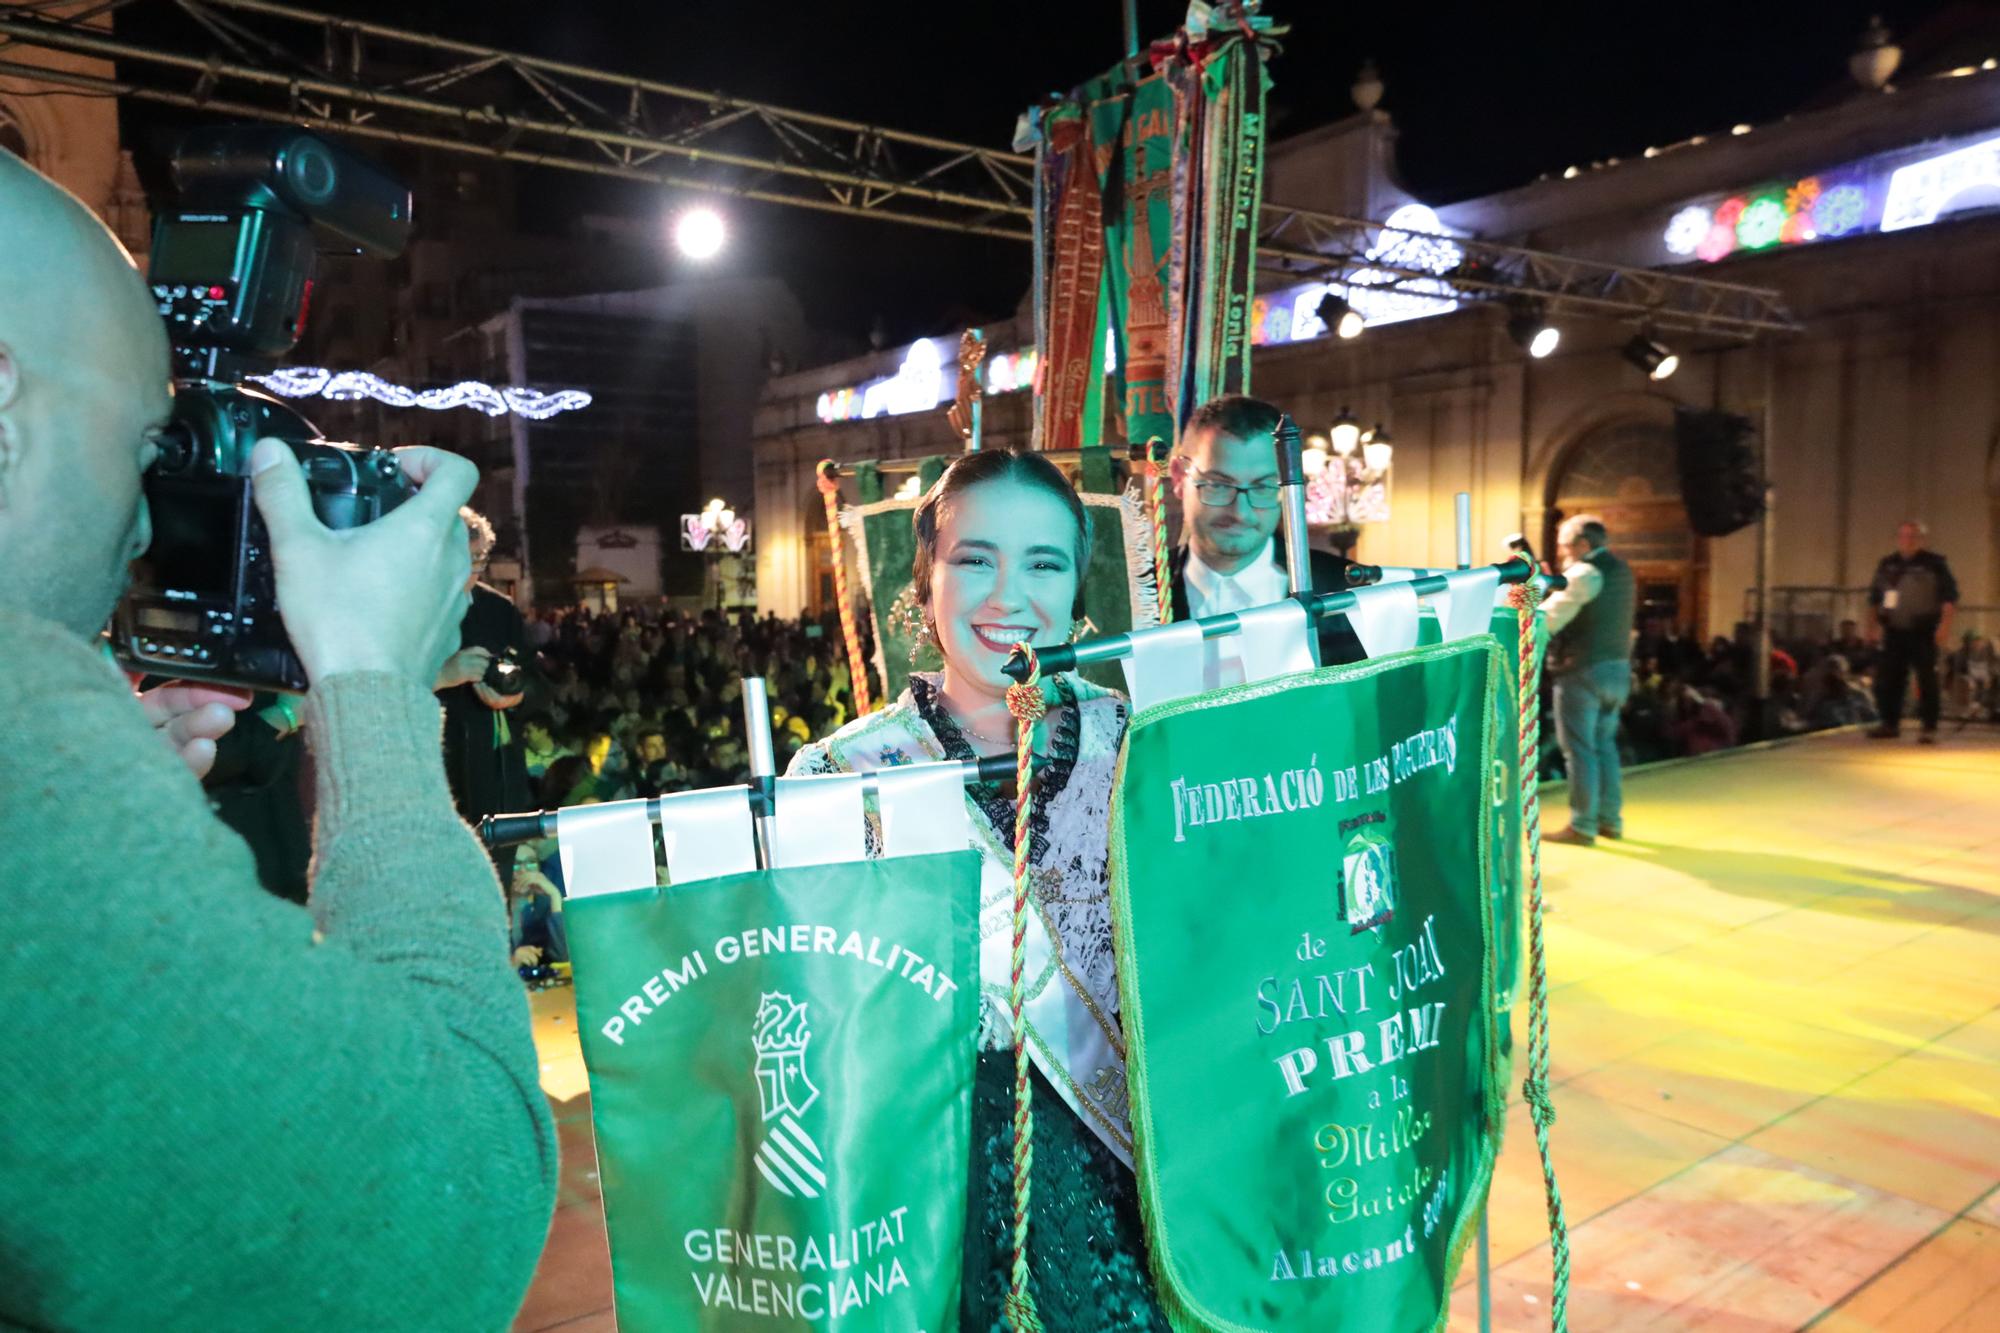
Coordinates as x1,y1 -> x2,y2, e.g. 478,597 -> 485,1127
1429,566 -> 1502,643
771,773 -> 868,868
1348,582 -> 1422,658
557,799 -> 659,900
1232,598 -> 1318,684
1122,618 -> 1209,713
876,761 -> 970,858
657,786 -> 758,885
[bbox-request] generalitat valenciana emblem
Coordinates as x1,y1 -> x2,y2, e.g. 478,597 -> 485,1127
1339,820 -> 1399,935
752,991 -> 828,1199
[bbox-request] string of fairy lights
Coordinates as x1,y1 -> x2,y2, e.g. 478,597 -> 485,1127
250,367 -> 594,420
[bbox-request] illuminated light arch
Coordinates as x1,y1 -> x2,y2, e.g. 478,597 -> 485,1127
250,367 -> 593,419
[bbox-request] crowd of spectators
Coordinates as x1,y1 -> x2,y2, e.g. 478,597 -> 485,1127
1537,613 -> 1997,779
516,604 -> 859,813
496,603 -> 859,974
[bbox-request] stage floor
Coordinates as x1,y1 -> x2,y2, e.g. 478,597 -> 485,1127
512,728 -> 2000,1332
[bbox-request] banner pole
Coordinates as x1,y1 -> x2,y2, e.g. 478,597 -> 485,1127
1274,414 -> 1315,600
1456,491 -> 1474,570
1003,557 -> 1563,680
741,675 -> 777,868
478,753 -> 1025,848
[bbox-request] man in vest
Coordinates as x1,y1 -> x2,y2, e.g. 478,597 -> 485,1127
1540,514 -> 1636,845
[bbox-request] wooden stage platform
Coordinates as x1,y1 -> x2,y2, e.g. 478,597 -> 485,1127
514,728 -> 2000,1332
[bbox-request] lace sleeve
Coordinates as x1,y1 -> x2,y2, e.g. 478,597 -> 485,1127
785,740 -> 838,776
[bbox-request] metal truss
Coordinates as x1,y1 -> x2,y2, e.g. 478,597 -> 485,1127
0,0 -> 1038,238
0,0 -> 1799,336
1258,206 -> 1800,337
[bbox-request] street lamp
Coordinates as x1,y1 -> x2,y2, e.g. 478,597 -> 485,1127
1306,418 -> 1395,527
1330,406 -> 1361,456
681,496 -> 752,607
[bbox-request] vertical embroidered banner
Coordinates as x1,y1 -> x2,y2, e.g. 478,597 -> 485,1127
1029,26 -> 1271,448
1108,641 -> 1503,1331
1035,106 -> 1108,455
1089,68 -> 1180,447
571,853 -> 981,1331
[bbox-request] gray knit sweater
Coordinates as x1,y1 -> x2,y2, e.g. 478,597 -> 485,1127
0,605 -> 557,1331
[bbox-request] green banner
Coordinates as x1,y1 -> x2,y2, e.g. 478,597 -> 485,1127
844,490 -> 1153,700
1109,641 -> 1503,1332
570,853 -> 981,1331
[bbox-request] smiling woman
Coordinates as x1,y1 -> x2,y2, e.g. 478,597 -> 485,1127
787,449 -> 1167,1328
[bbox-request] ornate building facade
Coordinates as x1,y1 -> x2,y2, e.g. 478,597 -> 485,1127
753,53 -> 2000,643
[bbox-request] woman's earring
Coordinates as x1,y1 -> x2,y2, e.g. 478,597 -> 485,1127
908,617 -> 937,665
1068,618 -> 1088,644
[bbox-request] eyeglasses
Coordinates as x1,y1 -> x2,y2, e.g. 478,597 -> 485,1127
1190,466 -> 1281,510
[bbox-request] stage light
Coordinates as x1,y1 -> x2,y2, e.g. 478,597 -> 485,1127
674,206 -> 727,259
1507,304 -> 1560,359
1315,291 -> 1365,339
1330,407 -> 1361,456
1623,332 -> 1680,380
1302,435 -> 1331,477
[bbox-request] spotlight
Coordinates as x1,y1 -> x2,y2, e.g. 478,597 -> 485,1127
1622,332 -> 1680,380
1330,407 -> 1361,455
1315,291 -> 1365,339
1507,304 -> 1560,359
673,206 -> 727,259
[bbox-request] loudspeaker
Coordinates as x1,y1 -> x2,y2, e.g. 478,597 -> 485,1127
1673,407 -> 1765,537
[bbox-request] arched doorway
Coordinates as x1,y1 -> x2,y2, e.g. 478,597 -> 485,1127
1547,417 -> 1705,631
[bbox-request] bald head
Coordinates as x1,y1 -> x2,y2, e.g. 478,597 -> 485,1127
0,152 -> 172,636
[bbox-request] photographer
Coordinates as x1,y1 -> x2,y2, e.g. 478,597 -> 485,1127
436,508 -> 537,841
0,156 -> 554,1328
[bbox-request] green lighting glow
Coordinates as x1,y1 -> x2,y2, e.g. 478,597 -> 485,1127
1736,194 -> 1787,250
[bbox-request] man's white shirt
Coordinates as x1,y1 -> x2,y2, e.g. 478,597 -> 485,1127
1184,539 -> 1288,618
1539,559 -> 1603,636
1184,539 -> 1289,687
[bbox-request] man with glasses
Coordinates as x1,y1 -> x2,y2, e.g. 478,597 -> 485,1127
1169,395 -> 1362,668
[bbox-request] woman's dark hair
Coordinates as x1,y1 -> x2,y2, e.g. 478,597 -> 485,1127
911,450 -> 1091,619
539,755 -> 591,808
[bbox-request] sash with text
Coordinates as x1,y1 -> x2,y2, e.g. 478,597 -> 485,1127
1109,639 -> 1504,1331
570,852 -> 981,1331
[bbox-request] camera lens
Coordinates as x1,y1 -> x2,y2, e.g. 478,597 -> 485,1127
287,140 -> 338,204
151,421 -> 198,475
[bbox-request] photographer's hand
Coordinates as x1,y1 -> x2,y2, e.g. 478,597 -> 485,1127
139,682 -> 254,779
472,682 -> 526,710
435,646 -> 491,691
250,440 -> 478,689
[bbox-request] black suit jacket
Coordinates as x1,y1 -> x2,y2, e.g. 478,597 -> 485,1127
1167,545 -> 1365,666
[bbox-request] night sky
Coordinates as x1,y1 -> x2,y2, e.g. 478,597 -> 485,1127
120,0 -> 1986,341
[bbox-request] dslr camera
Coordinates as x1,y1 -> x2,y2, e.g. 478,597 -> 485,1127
485,646 -> 525,694
111,127 -> 415,692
